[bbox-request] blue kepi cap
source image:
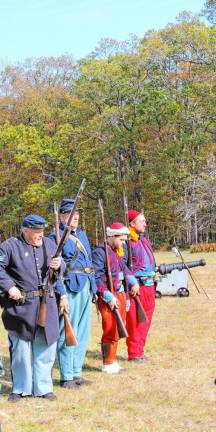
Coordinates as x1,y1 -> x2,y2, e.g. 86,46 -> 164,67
59,199 -> 75,214
22,214 -> 48,229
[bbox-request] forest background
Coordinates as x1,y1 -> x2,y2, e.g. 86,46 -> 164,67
0,0 -> 215,247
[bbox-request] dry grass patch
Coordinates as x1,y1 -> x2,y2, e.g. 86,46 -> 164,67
0,252 -> 215,432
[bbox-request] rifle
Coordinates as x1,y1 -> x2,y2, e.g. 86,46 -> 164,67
123,192 -> 148,323
54,202 -> 60,245
53,202 -> 79,346
98,198 -> 128,339
37,178 -> 86,327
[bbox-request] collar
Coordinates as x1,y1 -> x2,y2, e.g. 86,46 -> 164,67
129,226 -> 139,241
20,233 -> 41,248
59,222 -> 78,235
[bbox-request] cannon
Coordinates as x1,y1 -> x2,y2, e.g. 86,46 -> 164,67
155,259 -> 206,298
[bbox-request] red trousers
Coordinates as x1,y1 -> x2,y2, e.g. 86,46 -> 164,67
126,284 -> 155,359
98,291 -> 126,364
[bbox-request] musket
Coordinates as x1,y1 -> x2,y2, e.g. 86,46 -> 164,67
95,213 -> 99,246
172,247 -> 210,300
37,179 -> 86,327
123,192 -> 148,323
53,202 -> 78,346
98,198 -> 128,339
54,202 -> 60,245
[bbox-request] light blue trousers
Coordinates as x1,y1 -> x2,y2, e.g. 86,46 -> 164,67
9,328 -> 57,396
58,280 -> 92,380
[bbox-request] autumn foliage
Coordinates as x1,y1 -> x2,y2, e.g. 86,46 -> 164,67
0,12 -> 215,245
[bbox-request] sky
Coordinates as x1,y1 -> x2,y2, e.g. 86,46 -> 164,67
0,0 -> 205,65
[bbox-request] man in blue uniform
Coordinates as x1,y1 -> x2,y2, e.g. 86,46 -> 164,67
49,199 -> 97,389
0,214 -> 67,402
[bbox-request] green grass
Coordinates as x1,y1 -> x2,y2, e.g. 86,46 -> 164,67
0,251 -> 216,432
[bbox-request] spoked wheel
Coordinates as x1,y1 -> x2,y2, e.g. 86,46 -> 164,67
177,287 -> 189,297
155,290 -> 162,299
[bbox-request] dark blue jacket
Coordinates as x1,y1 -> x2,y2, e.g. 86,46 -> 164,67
0,235 -> 65,345
48,225 -> 97,294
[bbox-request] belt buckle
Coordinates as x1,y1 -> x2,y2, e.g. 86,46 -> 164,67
84,268 -> 92,274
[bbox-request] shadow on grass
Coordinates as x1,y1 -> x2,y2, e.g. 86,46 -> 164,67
86,349 -> 101,360
0,382 -> 11,396
0,356 -> 12,383
52,349 -> 102,375
83,363 -> 101,372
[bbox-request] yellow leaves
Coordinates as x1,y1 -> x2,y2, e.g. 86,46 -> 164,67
139,30 -> 170,62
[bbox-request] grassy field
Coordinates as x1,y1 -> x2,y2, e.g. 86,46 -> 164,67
0,251 -> 215,432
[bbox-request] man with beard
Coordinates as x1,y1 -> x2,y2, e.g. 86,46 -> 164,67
0,214 -> 67,402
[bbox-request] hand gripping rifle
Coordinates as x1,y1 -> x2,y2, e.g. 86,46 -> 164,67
37,179 -> 86,328
98,199 -> 128,338
123,192 -> 148,323
53,202 -> 78,346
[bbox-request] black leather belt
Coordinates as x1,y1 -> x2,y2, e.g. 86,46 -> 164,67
21,288 -> 54,300
0,288 -> 54,307
137,277 -> 148,285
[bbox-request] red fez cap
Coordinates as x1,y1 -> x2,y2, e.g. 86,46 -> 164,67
128,210 -> 141,222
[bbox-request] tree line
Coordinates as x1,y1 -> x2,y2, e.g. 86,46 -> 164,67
0,2 -> 215,247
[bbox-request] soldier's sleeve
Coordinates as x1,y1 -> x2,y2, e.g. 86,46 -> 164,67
92,247 -> 114,302
121,258 -> 137,287
0,240 -> 16,292
123,243 -> 129,265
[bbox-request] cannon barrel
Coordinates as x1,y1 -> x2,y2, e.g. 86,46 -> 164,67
156,259 -> 206,276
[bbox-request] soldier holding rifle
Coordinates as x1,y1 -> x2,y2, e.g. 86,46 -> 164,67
0,215 -> 67,402
92,220 -> 139,374
49,197 -> 97,389
125,210 -> 156,363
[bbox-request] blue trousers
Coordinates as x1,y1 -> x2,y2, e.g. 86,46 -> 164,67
9,328 -> 57,396
58,280 -> 92,380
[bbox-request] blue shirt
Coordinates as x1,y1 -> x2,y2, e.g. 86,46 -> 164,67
48,225 -> 97,294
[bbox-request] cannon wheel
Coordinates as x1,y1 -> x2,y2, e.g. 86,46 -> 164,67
177,287 -> 189,297
155,290 -> 162,299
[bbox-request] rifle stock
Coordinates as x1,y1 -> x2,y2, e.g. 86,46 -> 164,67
98,199 -> 128,339
63,312 -> 78,346
113,307 -> 128,338
133,295 -> 148,323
